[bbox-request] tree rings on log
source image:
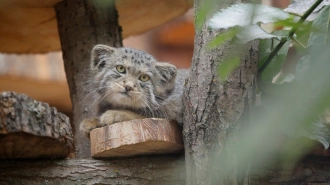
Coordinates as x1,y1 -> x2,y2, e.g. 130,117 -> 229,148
0,92 -> 73,159
90,118 -> 184,158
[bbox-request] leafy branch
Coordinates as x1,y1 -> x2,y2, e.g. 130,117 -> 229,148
258,0 -> 324,75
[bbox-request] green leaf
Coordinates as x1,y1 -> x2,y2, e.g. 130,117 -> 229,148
260,82 -> 330,149
258,31 -> 291,83
195,0 -> 212,31
296,5 -> 330,83
217,57 -> 240,80
308,5 -> 330,60
208,24 -> 283,48
219,50 -> 330,176
294,21 -> 313,47
236,25 -> 282,44
196,0 -> 224,32
209,4 -> 289,29
274,16 -> 297,28
208,28 -> 238,49
285,0 -> 330,16
275,16 -> 313,38
295,55 -> 310,81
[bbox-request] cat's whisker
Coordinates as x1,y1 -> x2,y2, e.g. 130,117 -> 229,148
140,98 -> 154,117
82,88 -> 100,101
114,82 -> 125,90
89,93 -> 105,109
140,96 -> 168,118
82,85 -> 112,105
81,91 -> 100,107
150,98 -> 168,118
87,85 -> 115,106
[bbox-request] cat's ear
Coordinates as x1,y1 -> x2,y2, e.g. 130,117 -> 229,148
155,62 -> 177,83
90,44 -> 118,71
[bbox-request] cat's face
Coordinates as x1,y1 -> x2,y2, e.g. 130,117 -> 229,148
90,45 -> 177,109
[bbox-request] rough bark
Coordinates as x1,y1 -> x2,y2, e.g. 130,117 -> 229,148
90,119 -> 183,158
183,0 -> 259,184
0,92 -> 73,159
0,157 -> 185,185
2,155 -> 330,185
55,0 -> 123,158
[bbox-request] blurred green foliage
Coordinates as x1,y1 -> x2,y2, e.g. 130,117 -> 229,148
202,0 -> 330,181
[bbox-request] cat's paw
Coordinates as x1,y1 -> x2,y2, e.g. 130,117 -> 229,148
100,110 -> 123,125
100,110 -> 145,125
79,117 -> 100,138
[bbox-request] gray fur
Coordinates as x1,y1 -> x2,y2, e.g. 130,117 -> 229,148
91,44 -> 189,124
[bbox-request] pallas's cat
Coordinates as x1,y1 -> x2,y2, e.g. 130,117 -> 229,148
80,44 -> 188,137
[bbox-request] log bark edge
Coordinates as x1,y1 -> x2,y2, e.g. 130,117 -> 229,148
0,91 -> 73,159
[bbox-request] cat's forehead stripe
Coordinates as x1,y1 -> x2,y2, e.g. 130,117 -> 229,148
119,48 -> 156,63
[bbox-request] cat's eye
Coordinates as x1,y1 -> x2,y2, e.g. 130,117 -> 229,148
116,65 -> 126,73
139,74 -> 150,82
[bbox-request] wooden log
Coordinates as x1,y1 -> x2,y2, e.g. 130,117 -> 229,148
2,155 -> 330,185
0,91 -> 73,159
90,119 -> 184,158
0,157 -> 186,185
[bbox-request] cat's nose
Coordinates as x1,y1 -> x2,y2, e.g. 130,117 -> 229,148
125,85 -> 133,91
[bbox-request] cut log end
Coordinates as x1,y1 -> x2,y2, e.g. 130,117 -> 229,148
0,92 -> 73,159
90,118 -> 184,158
0,132 -> 71,159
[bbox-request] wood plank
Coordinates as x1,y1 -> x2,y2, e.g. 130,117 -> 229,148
90,119 -> 184,158
0,0 -> 192,53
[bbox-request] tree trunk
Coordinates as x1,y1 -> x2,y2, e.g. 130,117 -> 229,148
55,0 -> 123,158
183,0 -> 259,184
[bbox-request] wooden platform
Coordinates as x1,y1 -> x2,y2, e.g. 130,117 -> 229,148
90,118 -> 184,158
